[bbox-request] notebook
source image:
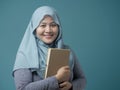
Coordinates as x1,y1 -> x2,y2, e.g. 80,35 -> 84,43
45,48 -> 70,78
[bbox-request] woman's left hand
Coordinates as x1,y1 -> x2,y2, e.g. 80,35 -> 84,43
59,81 -> 72,90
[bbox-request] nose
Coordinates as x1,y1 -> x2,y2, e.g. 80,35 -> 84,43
45,25 -> 52,32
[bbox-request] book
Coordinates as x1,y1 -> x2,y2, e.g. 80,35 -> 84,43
45,48 -> 70,78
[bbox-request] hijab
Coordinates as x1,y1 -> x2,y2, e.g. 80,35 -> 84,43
13,6 -> 74,79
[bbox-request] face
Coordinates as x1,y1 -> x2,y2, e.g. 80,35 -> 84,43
36,16 -> 59,44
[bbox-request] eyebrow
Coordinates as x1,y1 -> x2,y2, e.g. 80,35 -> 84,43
40,22 -> 56,24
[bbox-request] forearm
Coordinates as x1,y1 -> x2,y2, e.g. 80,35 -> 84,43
23,76 -> 59,90
13,69 -> 59,90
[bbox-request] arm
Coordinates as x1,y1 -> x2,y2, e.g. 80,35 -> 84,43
13,69 -> 59,90
72,54 -> 86,90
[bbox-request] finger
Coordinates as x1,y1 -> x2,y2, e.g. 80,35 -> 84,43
64,66 -> 70,69
60,85 -> 68,90
59,82 -> 67,88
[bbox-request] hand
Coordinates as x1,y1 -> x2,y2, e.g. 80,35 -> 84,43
59,81 -> 72,90
55,66 -> 70,83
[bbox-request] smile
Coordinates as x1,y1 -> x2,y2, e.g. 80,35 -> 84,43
43,34 -> 53,38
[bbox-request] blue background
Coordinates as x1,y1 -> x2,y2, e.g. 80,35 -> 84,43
0,0 -> 120,90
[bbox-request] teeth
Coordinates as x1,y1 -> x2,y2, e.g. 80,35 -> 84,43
45,35 -> 52,36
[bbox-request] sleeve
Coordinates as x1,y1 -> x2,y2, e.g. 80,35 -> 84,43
72,53 -> 87,90
13,69 -> 59,90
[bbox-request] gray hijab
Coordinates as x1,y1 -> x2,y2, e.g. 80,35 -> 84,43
13,6 -> 74,79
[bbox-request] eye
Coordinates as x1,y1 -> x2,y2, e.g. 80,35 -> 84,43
50,23 -> 58,27
40,24 -> 46,28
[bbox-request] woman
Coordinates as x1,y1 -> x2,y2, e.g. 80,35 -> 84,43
13,6 -> 86,90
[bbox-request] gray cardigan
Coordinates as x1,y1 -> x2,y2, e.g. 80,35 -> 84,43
13,57 -> 86,90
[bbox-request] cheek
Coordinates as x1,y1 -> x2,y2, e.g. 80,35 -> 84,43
36,28 -> 42,36
54,27 -> 59,36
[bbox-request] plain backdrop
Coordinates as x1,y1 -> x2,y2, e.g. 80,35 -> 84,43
0,0 -> 120,90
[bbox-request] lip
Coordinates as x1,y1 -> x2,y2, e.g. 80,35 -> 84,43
44,35 -> 53,39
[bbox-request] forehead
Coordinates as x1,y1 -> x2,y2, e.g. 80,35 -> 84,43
40,15 -> 54,23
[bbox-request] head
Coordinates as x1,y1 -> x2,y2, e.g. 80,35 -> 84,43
31,6 -> 62,45
36,15 -> 59,44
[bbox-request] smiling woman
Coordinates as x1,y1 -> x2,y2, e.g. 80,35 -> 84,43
12,6 -> 86,90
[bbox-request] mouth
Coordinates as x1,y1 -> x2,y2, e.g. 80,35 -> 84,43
43,34 -> 54,39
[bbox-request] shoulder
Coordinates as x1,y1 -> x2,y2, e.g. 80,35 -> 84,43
63,44 -> 71,50
13,68 -> 32,77
63,44 -> 75,56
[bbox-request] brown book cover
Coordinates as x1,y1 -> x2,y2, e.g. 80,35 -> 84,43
45,48 -> 70,78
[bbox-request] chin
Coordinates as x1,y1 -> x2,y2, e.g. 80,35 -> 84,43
44,41 -> 53,45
